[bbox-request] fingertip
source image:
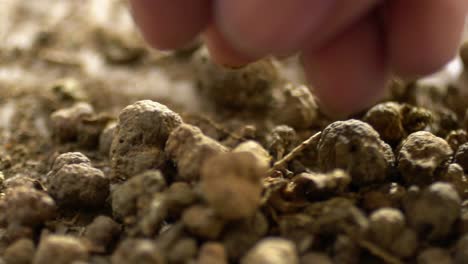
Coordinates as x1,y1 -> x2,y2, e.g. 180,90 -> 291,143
386,0 -> 467,77
215,0 -> 335,57
129,0 -> 211,50
391,53 -> 455,78
305,67 -> 388,115
302,17 -> 389,115
203,26 -> 257,68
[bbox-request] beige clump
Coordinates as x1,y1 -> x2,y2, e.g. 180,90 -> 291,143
201,152 -> 266,220
273,83 -> 318,129
398,131 -> 453,185
241,238 -> 299,264
166,124 -> 228,181
233,140 -> 272,168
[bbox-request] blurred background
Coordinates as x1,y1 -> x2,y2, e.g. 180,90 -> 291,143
0,0 -> 207,112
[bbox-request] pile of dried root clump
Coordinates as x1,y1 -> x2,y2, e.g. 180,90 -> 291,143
3,56 -> 468,264
2,10 -> 468,262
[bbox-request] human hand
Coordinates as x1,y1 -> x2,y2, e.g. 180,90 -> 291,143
129,0 -> 468,113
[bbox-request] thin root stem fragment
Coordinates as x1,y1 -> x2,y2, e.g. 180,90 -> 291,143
355,238 -> 403,264
343,226 -> 403,264
269,131 -> 321,173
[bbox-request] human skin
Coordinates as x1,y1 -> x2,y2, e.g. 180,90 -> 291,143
129,0 -> 468,114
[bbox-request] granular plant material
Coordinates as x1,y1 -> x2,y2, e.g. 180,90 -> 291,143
1,2 -> 468,263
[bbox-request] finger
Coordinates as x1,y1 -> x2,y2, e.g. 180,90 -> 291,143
302,0 -> 380,51
215,0 -> 336,56
386,0 -> 468,76
203,25 -> 258,68
129,0 -> 212,50
302,15 -> 388,115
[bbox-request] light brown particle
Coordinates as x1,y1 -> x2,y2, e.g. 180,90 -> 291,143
111,239 -> 165,264
84,215 -> 121,253
2,186 -> 56,228
4,238 -> 35,264
241,238 -> 299,264
417,248 -> 453,264
50,102 -> 94,142
197,242 -> 228,264
33,235 -> 88,264
47,158 -> 109,208
182,205 -> 224,240
201,152 -> 266,220
367,208 -> 406,249
166,124 -> 228,181
397,131 -> 453,186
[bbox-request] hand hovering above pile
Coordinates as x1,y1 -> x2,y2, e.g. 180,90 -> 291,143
130,0 -> 468,114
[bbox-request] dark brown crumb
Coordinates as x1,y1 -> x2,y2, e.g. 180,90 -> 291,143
46,152 -> 109,207
318,120 -> 394,186
84,215 -> 121,253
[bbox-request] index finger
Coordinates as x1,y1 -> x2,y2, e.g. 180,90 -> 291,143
130,0 -> 212,50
